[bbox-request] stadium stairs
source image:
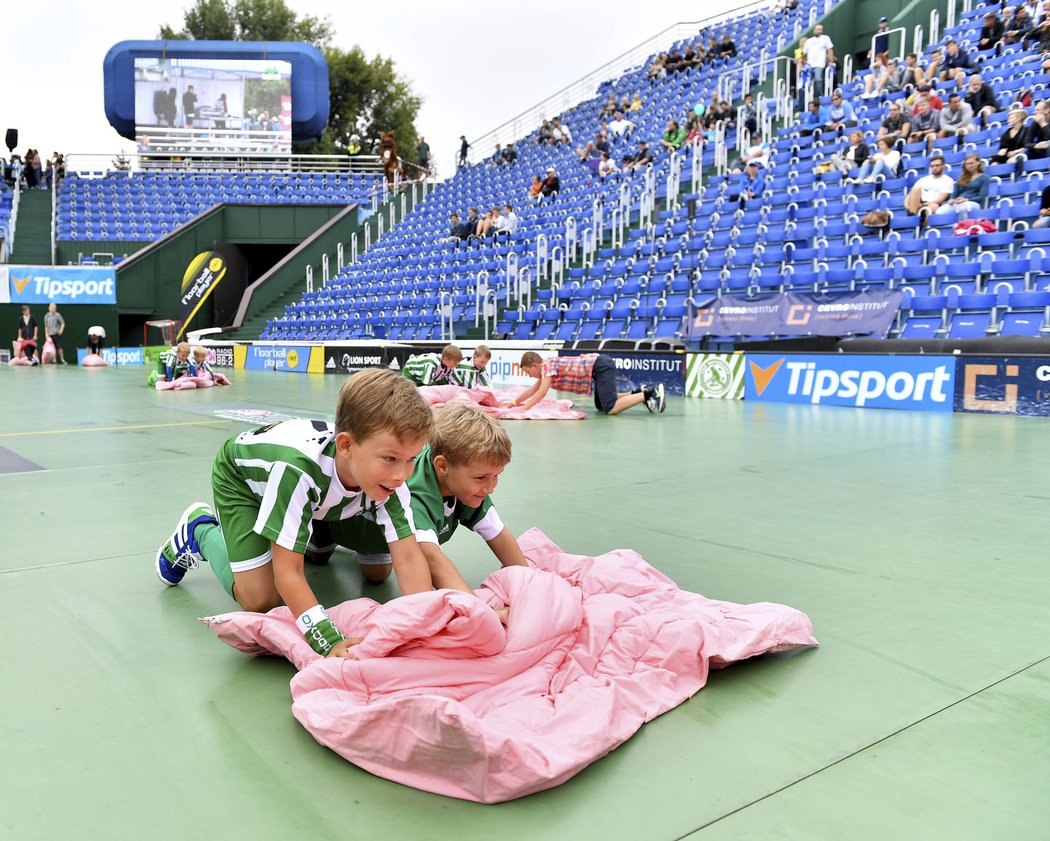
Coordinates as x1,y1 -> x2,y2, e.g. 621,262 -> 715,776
11,189 -> 53,265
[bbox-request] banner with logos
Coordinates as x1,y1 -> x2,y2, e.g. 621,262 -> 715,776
686,353 -> 745,399
954,356 -> 1050,417
690,290 -> 903,339
560,350 -> 686,395
2,265 -> 117,305
322,345 -> 399,375
177,251 -> 226,340
202,344 -> 235,369
243,344 -> 314,373
745,353 -> 956,412
75,347 -> 144,366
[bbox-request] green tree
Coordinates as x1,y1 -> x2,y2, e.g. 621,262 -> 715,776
159,0 -> 419,156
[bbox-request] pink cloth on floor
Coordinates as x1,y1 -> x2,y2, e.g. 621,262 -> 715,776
418,384 -> 586,420
201,529 -> 817,803
81,354 -> 108,367
157,373 -> 231,390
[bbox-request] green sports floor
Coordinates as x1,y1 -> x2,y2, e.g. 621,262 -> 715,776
1,365 -> 1047,841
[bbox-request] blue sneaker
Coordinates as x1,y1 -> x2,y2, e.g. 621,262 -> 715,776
156,502 -> 218,586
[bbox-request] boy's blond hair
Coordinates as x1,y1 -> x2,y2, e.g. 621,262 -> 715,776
192,345 -> 207,360
336,368 -> 435,442
441,344 -> 464,364
520,351 -> 543,368
176,341 -> 192,356
431,403 -> 512,467
472,344 -> 492,360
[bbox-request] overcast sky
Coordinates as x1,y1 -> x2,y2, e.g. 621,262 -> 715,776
4,0 -> 746,174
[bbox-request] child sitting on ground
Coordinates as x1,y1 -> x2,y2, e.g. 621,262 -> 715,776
154,369 -> 449,658
450,344 -> 493,390
308,402 -> 527,592
148,341 -> 196,386
402,344 -> 463,386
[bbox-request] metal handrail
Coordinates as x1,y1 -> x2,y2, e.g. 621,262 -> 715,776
64,151 -> 384,176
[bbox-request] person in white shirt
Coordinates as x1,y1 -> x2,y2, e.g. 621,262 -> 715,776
598,151 -> 618,179
494,204 -> 520,236
804,23 -> 835,99
87,325 -> 107,355
551,118 -> 573,145
905,155 -> 954,219
607,111 -> 636,140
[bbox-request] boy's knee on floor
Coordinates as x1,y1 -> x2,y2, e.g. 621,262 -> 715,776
360,563 -> 393,584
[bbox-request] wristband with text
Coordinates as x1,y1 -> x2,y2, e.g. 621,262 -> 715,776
296,604 -> 346,656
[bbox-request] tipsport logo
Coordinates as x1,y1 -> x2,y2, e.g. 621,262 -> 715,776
746,355 -> 956,411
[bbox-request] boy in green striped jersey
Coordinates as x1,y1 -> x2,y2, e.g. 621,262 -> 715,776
155,369 -> 442,659
147,341 -> 195,386
402,344 -> 462,386
311,402 -> 527,592
450,344 -> 493,390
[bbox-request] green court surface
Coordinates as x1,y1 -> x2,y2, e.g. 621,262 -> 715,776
1,365 -> 1047,841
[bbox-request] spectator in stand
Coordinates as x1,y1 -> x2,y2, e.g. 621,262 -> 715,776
659,119 -> 686,152
798,100 -> 824,136
576,131 -> 611,164
416,136 -> 431,174
821,89 -> 857,132
702,92 -> 736,128
629,92 -> 643,112
623,139 -> 655,172
904,155 -> 954,223
538,167 -> 560,201
494,204 -> 520,237
900,53 -> 927,89
730,138 -> 771,172
739,93 -> 759,136
964,75 -> 1000,122
938,154 -> 989,217
182,85 -> 198,128
794,37 -> 810,109
458,136 -> 470,168
502,143 -> 518,165
979,11 -> 1005,50
719,35 -> 737,58
137,135 -> 152,154
441,212 -> 468,242
940,40 -> 971,85
871,17 -> 891,65
607,111 -> 636,141
647,53 -> 668,83
990,108 -> 1032,164
551,118 -> 572,146
598,151 -> 618,179
850,137 -> 901,183
908,84 -> 943,114
1032,183 -> 1050,227
1026,99 -> 1050,158
527,175 -> 543,199
23,149 -> 40,189
804,23 -> 835,99
925,47 -> 945,82
684,114 -> 705,146
772,0 -> 799,14
537,120 -> 553,145
1004,4 -> 1034,43
491,144 -> 504,166
878,101 -> 912,146
861,55 -> 901,98
826,130 -> 869,178
733,161 -> 765,208
910,96 -> 942,149
939,92 -> 976,137
475,207 -> 501,238
600,91 -> 619,118
463,206 -> 480,235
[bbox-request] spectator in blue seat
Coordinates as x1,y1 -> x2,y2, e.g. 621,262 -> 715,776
739,93 -> 758,136
821,89 -> 857,132
850,137 -> 901,183
964,74 -> 1000,122
598,151 -> 618,179
1004,4 -> 1033,44
877,101 -> 911,147
939,40 -> 971,86
861,54 -> 901,98
491,144 -> 504,166
904,155 -> 954,221
719,35 -> 738,59
1032,184 -> 1050,227
826,129 -> 869,178
939,92 -> 975,137
538,167 -> 560,201
494,204 -> 520,237
622,139 -> 654,172
607,111 -> 636,141
733,160 -> 765,208
798,100 -> 824,136
660,120 -> 686,152
938,153 -> 989,217
978,11 -> 1005,50
990,107 -> 1031,164
441,212 -> 468,242
910,96 -> 942,149
1026,100 -> 1050,159
502,143 -> 518,165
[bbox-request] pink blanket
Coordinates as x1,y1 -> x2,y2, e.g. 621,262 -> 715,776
156,372 -> 231,390
202,530 -> 817,802
419,384 -> 586,420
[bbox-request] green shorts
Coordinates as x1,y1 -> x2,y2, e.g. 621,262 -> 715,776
212,441 -> 273,573
313,517 -> 392,565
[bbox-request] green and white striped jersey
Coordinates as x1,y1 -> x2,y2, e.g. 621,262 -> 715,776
213,419 -> 415,554
402,353 -> 454,386
158,348 -> 193,377
450,359 -> 492,390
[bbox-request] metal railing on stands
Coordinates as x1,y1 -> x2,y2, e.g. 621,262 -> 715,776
7,179 -> 21,257
63,152 -> 385,176
457,0 -> 771,171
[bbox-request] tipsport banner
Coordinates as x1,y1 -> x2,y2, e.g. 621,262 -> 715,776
2,265 -> 117,305
177,251 -> 226,339
745,353 -> 956,412
954,357 -> 1050,417
689,290 -> 903,339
